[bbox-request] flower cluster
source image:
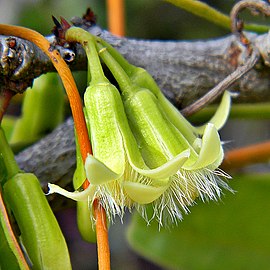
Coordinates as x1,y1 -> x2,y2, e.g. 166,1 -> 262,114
48,27 -> 232,225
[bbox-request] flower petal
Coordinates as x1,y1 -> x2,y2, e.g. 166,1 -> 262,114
47,183 -> 95,201
183,123 -> 222,170
85,154 -> 123,185
123,181 -> 169,204
129,149 -> 190,179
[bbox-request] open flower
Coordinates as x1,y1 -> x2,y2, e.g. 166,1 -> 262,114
48,27 -> 232,224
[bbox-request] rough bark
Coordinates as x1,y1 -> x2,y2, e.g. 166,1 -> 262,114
1,24 -> 270,108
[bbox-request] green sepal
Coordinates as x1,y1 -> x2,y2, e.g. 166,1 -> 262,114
84,83 -> 127,177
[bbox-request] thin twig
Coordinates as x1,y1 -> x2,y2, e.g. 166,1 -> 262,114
230,0 -> 270,55
231,0 -> 270,35
181,0 -> 270,116
181,48 -> 259,116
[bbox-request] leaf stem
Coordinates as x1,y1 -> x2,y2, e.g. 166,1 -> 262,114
65,27 -> 108,85
96,42 -> 134,96
93,199 -> 111,270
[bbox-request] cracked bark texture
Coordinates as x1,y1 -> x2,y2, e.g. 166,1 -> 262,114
1,26 -> 270,108
0,25 -> 269,193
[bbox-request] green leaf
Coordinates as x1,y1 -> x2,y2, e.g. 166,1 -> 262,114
127,174 -> 270,270
9,73 -> 65,147
1,116 -> 17,142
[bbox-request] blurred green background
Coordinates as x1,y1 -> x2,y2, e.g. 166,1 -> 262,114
1,1 -> 270,269
1,0 -> 234,38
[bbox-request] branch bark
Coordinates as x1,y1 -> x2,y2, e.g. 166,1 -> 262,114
1,22 -> 270,108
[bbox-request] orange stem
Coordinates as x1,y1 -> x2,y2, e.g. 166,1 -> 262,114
0,24 -> 110,269
221,140 -> 270,170
93,199 -> 111,270
107,0 -> 125,36
0,190 -> 30,269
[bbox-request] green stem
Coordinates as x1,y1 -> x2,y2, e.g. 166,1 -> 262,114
95,37 -> 136,77
65,27 -> 108,85
0,127 -> 20,181
165,0 -> 270,33
96,42 -> 134,95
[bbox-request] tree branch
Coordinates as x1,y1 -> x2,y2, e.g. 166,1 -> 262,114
1,20 -> 270,108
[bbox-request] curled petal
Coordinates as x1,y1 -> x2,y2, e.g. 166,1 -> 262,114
123,181 -> 170,204
128,149 -> 190,179
184,123 -> 222,170
47,183 -> 95,202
